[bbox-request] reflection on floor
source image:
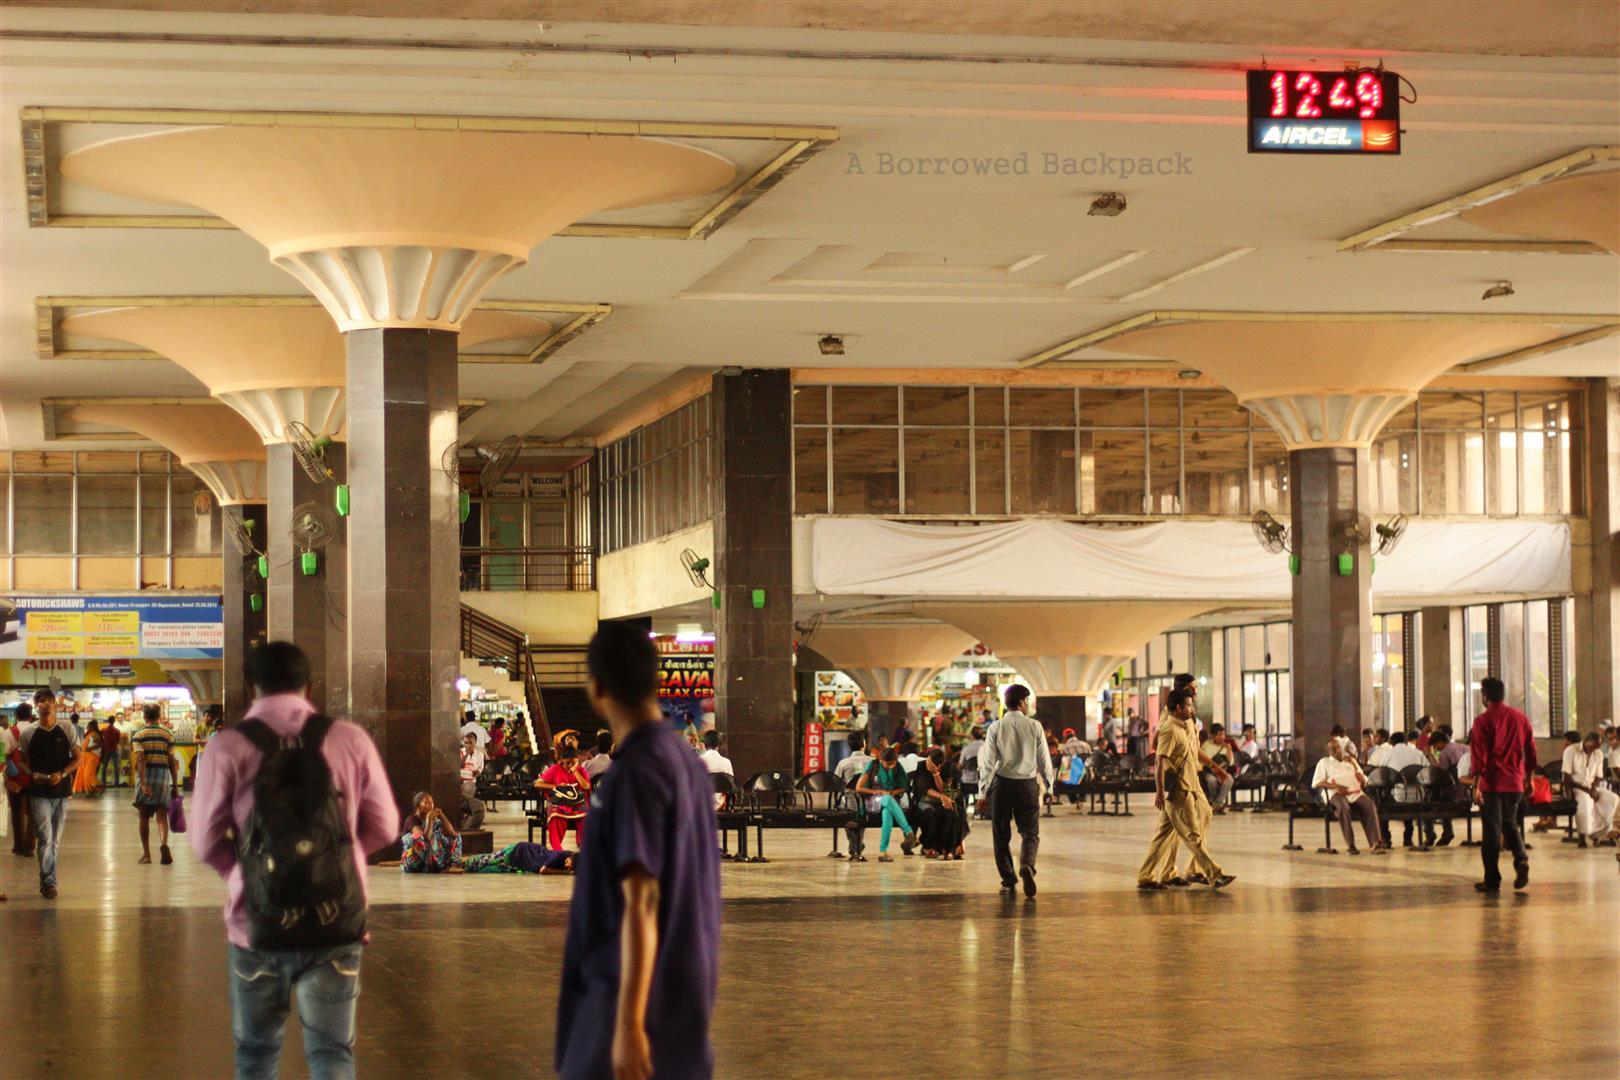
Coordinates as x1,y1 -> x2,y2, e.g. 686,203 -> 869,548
5,797 -> 1617,1078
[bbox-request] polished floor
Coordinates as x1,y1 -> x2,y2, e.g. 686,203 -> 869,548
3,795 -> 1616,1078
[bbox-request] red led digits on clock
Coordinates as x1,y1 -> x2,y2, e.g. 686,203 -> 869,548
1355,72 -> 1383,118
1269,72 -> 1288,117
1328,78 -> 1355,110
1293,73 -> 1323,118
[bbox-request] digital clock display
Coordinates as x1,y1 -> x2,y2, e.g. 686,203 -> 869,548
1246,69 -> 1401,154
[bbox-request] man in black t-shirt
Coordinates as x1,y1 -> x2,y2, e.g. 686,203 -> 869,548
17,688 -> 81,898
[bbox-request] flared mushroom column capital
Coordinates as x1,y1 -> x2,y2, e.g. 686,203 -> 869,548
63,402 -> 268,506
1003,654 -> 1130,698
840,666 -> 947,704
61,126 -> 736,331
1106,319 -> 1566,449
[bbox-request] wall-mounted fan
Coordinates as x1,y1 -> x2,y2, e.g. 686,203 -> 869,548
442,436 -> 522,523
1374,514 -> 1409,556
225,511 -> 267,611
1251,510 -> 1293,555
681,548 -> 713,589
1338,511 -> 1374,550
289,502 -> 338,576
285,421 -> 351,517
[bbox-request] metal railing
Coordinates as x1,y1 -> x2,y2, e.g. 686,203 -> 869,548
459,602 -> 554,752
459,546 -> 595,592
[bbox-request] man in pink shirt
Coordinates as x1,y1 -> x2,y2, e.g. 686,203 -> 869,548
1467,676 -> 1537,893
191,642 -> 399,1079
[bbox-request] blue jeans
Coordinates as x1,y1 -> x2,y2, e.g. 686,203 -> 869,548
876,795 -> 911,852
228,943 -> 363,1080
29,795 -> 67,890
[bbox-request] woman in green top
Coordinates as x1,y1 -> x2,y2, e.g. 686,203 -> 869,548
855,746 -> 916,861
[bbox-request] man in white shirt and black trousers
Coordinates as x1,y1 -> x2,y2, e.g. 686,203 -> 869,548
980,684 -> 1054,898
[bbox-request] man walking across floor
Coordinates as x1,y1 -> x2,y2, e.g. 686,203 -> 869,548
1138,688 -> 1235,891
131,703 -> 179,865
979,684 -> 1053,898
1468,676 -> 1536,893
191,642 -> 399,1079
556,621 -> 721,1080
6,702 -> 37,859
16,689 -> 81,898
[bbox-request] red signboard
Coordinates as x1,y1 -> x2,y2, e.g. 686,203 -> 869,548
802,721 -> 825,776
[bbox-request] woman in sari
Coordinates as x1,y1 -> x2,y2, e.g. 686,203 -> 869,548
912,747 -> 968,859
73,719 -> 104,796
535,737 -> 591,849
401,792 -> 464,873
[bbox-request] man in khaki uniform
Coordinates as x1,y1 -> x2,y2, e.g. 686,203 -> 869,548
1138,688 -> 1235,890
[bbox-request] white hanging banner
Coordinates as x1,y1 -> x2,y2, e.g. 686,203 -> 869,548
807,518 -> 1570,603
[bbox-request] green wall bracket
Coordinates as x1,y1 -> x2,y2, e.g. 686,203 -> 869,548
256,555 -> 269,579
300,551 -> 319,576
1337,553 -> 1354,576
248,593 -> 263,613
1288,555 -> 1300,576
711,590 -> 721,609
458,490 -> 470,523
334,484 -> 350,517
751,588 -> 766,609
1370,557 -> 1377,575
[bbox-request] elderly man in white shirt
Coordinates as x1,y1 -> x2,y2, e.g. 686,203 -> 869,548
1312,739 -> 1387,854
1567,731 -> 1619,846
980,684 -> 1055,898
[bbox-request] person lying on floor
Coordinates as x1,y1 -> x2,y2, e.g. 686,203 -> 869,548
401,793 -> 576,875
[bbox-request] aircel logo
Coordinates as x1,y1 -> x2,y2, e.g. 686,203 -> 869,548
1254,121 -> 1358,149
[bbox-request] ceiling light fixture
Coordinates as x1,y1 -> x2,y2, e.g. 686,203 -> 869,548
1088,192 -> 1127,217
1481,281 -> 1514,300
818,334 -> 845,356
1177,369 -> 1201,379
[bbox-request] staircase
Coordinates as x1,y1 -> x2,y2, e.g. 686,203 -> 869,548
459,603 -> 581,754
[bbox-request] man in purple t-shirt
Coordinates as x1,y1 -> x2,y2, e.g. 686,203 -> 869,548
556,622 -> 721,1080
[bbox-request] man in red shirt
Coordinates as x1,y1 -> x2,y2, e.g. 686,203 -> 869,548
1468,677 -> 1536,892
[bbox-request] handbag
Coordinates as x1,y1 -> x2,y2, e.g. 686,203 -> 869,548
1528,774 -> 1552,805
168,792 -> 188,833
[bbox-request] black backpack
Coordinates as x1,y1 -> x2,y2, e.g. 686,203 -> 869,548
235,714 -> 366,951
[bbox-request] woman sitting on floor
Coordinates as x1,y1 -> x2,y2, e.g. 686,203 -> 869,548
402,791 -> 464,873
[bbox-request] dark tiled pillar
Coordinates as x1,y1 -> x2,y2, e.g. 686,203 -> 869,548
222,502 -> 267,720
1036,695 -> 1086,736
267,442 -> 328,709
712,370 -> 795,782
1289,447 -> 1372,770
324,446 -> 349,718
346,329 -> 461,817
1573,378 -> 1618,729
866,699 -> 911,744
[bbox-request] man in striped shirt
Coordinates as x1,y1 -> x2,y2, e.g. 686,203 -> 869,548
131,704 -> 179,866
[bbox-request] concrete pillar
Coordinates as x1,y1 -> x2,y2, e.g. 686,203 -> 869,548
712,370 -> 795,781
1572,377 -> 1619,728
346,329 -> 463,818
1419,606 -> 1460,731
223,502 -> 268,720
1036,694 -> 1087,734
1289,447 -> 1374,761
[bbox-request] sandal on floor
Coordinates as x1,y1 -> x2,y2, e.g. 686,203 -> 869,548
878,853 -> 893,863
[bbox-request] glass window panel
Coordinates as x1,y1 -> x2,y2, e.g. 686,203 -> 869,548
13,451 -> 74,473
139,451 -> 169,473
170,473 -> 219,556
1083,430 -> 1144,515
1250,428 -> 1290,516
1500,602 -> 1525,711
1486,430 -> 1518,515
1148,432 -> 1181,514
1184,428 -> 1248,516
1009,429 -> 1076,515
1555,430 -> 1576,515
139,474 -> 168,554
794,428 -> 829,514
832,427 -> 899,514
1520,429 -> 1549,515
1368,431 -> 1419,516
1009,388 -> 1074,428
1464,605 -> 1490,725
1168,631 -> 1190,674
13,477 -> 72,552
1242,625 -> 1265,669
1147,634 -> 1165,676
972,387 -> 1006,427
1146,390 -> 1180,429
1526,600 -> 1550,736
904,429 -> 971,515
1267,623 -> 1290,669
833,386 -> 897,426
1080,389 -> 1145,428
74,476 -> 134,553
1484,391 -> 1517,431
1420,431 -> 1485,515
1419,391 -> 1483,429
0,478 -> 8,555
974,430 -> 1006,514
903,386 -> 970,426
1182,390 -> 1249,430
77,450 -> 136,474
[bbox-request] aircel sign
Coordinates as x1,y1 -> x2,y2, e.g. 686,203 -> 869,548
1246,69 -> 1402,155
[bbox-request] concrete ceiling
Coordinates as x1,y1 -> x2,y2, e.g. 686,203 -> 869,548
1,3 -> 1616,453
